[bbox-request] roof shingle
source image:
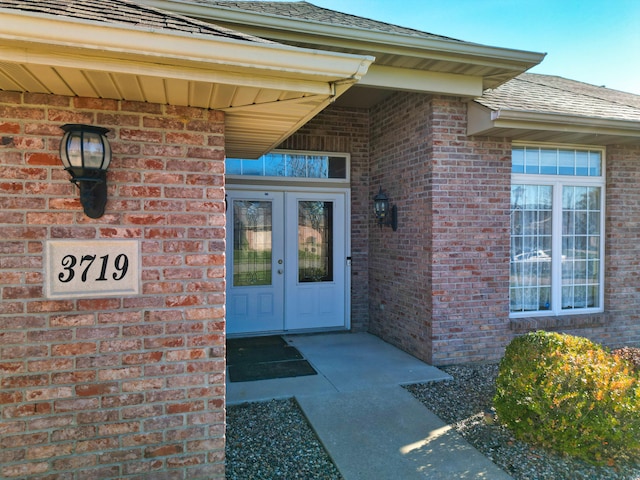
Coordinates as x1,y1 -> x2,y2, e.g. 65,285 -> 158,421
477,73 -> 640,122
0,0 -> 273,43
182,0 -> 466,43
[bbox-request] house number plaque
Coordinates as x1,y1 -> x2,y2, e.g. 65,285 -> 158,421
45,240 -> 140,299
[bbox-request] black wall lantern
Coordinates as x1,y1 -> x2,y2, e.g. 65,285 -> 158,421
59,124 -> 112,218
373,187 -> 398,231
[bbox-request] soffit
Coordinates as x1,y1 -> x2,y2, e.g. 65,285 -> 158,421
0,5 -> 373,158
139,0 -> 546,100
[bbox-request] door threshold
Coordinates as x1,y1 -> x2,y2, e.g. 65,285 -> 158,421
227,326 -> 349,339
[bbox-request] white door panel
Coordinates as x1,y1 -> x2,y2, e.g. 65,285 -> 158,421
284,192 -> 346,330
226,190 -> 284,334
226,188 -> 348,334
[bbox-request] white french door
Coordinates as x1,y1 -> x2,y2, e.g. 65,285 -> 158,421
226,188 -> 349,335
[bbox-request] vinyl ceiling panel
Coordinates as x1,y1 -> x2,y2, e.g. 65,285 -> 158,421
0,59 -> 338,158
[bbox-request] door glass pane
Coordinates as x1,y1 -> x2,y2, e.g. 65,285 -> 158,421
298,201 -> 333,282
233,201 -> 272,286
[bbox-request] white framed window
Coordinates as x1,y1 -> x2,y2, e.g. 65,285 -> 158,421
510,144 -> 605,317
226,150 -> 349,182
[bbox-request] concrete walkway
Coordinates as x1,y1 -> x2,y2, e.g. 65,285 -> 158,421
226,332 -> 512,479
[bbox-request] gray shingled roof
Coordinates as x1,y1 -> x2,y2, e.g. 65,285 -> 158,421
477,73 -> 640,122
0,0 -> 273,43
185,0 -> 465,43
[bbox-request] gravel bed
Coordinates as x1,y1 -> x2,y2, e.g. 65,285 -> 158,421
405,364 -> 640,480
226,398 -> 343,480
226,365 -> 640,479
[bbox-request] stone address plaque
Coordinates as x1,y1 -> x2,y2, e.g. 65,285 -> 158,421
46,240 -> 140,299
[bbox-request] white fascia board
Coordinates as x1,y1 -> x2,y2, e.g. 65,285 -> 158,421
141,0 -> 545,70
361,65 -> 483,97
0,9 -> 374,85
468,102 -> 640,138
0,44 -> 335,95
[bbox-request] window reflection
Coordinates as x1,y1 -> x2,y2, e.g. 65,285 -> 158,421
233,201 -> 272,286
226,152 -> 348,179
298,201 -> 333,282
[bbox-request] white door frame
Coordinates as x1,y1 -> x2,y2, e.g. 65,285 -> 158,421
226,185 -> 351,335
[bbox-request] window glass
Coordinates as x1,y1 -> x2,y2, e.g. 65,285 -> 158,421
510,146 -> 604,316
226,158 -> 242,175
264,153 -> 286,176
558,150 -> 574,175
575,151 -> 589,176
510,185 -> 553,312
226,152 -> 348,180
525,148 -> 540,174
514,146 -> 601,177
561,185 -> 601,310
589,151 -> 602,176
540,149 -> 557,175
512,149 -> 525,173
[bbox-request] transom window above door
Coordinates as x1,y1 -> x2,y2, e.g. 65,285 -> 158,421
510,145 -> 605,317
226,150 -> 349,181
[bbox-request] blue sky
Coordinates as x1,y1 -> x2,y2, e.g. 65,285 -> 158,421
292,0 -> 640,95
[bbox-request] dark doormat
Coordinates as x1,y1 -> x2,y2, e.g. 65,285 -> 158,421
227,335 -> 317,382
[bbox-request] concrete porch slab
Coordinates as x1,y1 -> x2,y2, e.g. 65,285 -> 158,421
286,332 -> 450,392
226,332 -> 450,404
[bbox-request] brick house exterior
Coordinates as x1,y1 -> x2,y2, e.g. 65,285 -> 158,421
2,1 -> 640,478
1,92 -> 228,478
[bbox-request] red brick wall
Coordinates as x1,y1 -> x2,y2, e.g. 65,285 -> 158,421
369,92 -> 513,364
0,92 -> 226,479
601,145 -> 640,346
368,92 -> 435,360
427,97 -> 512,364
279,105 -> 371,331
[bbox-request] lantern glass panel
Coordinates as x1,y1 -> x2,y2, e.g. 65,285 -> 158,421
61,133 -> 82,169
83,133 -> 110,169
374,198 -> 388,218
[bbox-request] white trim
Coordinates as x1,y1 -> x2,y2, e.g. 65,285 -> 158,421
359,65 -> 483,97
512,141 -> 608,153
469,103 -> 640,143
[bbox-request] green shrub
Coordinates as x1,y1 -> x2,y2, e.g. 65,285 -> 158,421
494,331 -> 640,465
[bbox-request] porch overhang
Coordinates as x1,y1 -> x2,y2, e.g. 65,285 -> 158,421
467,101 -> 640,146
139,0 -> 546,101
0,7 -> 373,158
